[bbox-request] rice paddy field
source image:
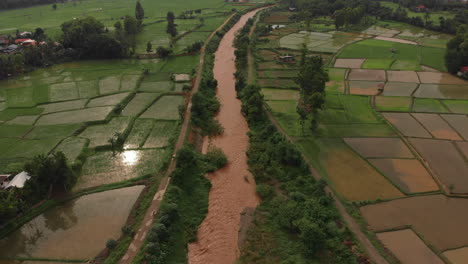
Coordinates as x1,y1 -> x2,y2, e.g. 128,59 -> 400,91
254,8 -> 468,264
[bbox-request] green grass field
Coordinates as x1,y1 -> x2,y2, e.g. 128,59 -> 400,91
413,98 -> 450,113
442,100 -> 468,114
375,96 -> 413,112
362,59 -> 394,69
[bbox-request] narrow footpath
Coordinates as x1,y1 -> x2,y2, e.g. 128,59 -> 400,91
188,8 -> 266,264
119,14 -> 235,264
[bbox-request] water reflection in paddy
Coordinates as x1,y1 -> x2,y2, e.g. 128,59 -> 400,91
0,185 -> 144,260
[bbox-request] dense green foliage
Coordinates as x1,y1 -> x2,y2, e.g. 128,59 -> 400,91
0,152 -> 76,224
334,6 -> 365,29
445,25 -> 468,74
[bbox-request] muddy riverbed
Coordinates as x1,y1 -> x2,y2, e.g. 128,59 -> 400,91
187,8 -> 266,264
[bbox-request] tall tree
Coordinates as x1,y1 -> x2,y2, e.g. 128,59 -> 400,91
166,11 -> 178,38
295,56 -> 328,132
135,1 -> 145,26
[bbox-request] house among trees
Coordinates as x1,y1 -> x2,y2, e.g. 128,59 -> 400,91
1,44 -> 18,53
278,54 -> 295,63
414,5 -> 427,12
0,36 -> 9,46
1,172 -> 31,189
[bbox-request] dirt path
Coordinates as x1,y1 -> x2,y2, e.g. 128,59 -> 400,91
187,8 -> 268,264
264,109 -> 389,264
118,14 -> 235,264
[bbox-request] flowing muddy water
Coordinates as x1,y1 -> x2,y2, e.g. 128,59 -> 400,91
188,8 -> 265,264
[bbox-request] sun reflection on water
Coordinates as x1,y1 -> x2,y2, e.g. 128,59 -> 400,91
122,151 -> 139,166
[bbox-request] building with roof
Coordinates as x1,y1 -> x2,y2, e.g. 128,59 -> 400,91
4,172 -> 31,189
415,5 -> 427,12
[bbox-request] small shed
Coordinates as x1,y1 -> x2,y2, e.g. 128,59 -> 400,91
415,5 -> 426,12
5,172 -> 31,189
279,55 -> 295,63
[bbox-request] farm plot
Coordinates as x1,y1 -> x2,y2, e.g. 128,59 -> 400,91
98,75 -> 121,94
0,138 -> 62,162
75,149 -> 168,190
362,26 -> 399,37
417,72 -> 468,85
348,69 -> 386,81
376,229 -> 444,264
456,142 -> 468,159
334,59 -> 365,69
143,120 -> 178,148
79,117 -> 133,148
361,194 -> 468,251
121,93 -> 161,117
257,70 -> 298,78
25,124 -> 81,139
39,99 -> 87,114
441,114 -> 468,140
340,95 -> 381,123
369,159 -> 438,193
262,88 -> 299,101
6,115 -> 39,125
409,138 -> 468,193
362,59 -> 394,70
139,81 -> 173,93
36,106 -> 114,125
344,137 -> 413,158
77,80 -> 99,98
299,138 -> 404,201
124,119 -> 155,149
445,247 -> 468,264
442,100 -> 468,114
0,186 -> 143,260
53,137 -> 88,163
49,82 -> 78,102
348,81 -> 383,95
382,113 -> 432,138
0,124 -> 32,138
412,98 -> 449,113
338,39 -> 419,61
279,31 -> 360,52
257,79 -> 298,89
375,96 -> 412,112
386,71 -> 419,83
414,84 -> 468,100
412,113 -> 462,140
140,95 -> 184,120
86,92 -> 131,107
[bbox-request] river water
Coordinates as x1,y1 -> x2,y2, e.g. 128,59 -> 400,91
187,8 -> 266,264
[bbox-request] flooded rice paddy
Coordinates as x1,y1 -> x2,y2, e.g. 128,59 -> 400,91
349,81 -> 383,95
382,82 -> 418,96
361,194 -> 468,251
377,229 -> 444,264
369,159 -> 438,193
75,149 -> 167,190
0,186 -> 144,260
374,36 -> 417,45
417,72 -> 468,84
414,84 -> 468,99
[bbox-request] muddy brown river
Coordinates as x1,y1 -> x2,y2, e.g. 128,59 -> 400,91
188,8 -> 266,264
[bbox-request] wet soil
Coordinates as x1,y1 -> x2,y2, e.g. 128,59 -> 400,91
414,84 -> 468,99
348,81 -> 383,95
334,58 -> 365,69
344,138 -> 413,158
382,113 -> 432,138
417,72 -> 468,85
348,69 -> 386,81
455,141 -> 468,160
412,113 -> 462,140
361,194 -> 468,251
369,159 -> 438,193
374,36 -> 417,45
409,138 -> 468,193
382,82 -> 418,96
188,8 -> 263,264
386,71 -> 420,83
441,114 -> 468,141
377,229 -> 444,264
0,186 -> 144,259
444,246 -> 468,264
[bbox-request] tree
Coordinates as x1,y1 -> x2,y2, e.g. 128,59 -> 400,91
294,56 -> 328,132
52,3 -> 57,10
33,28 -> 45,41
135,1 -> 145,22
156,46 -> 172,58
445,25 -> 468,74
146,41 -> 152,52
424,10 -> 431,25
24,152 -> 76,197
166,11 -> 178,38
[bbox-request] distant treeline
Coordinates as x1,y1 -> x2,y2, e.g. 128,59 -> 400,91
0,0 -> 68,10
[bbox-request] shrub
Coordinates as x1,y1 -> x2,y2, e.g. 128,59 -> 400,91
106,239 -> 117,250
204,147 -> 228,172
